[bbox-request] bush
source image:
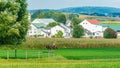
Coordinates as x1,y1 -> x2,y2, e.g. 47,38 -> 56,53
52,31 -> 63,38
104,28 -> 117,39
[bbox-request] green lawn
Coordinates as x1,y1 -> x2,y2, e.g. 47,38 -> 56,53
1,47 -> 120,60
0,48 -> 120,67
0,58 -> 120,68
55,48 -> 120,60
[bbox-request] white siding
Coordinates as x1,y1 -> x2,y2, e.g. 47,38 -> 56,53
80,20 -> 106,37
28,24 -> 39,36
50,26 -> 65,36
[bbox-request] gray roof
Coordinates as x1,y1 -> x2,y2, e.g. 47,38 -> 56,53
32,23 -> 45,29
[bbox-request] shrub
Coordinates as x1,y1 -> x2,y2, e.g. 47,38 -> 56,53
52,31 -> 63,38
104,28 -> 117,39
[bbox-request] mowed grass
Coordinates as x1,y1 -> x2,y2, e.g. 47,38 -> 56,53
1,48 -> 120,60
55,48 -> 120,60
1,58 -> 120,68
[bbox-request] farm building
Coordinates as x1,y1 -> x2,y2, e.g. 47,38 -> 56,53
27,18 -> 72,38
80,19 -> 107,37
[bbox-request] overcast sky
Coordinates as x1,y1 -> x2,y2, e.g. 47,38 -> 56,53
27,0 -> 120,10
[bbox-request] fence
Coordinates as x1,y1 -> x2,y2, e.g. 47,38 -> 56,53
0,50 -> 55,59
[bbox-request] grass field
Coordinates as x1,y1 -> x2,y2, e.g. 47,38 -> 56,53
1,58 -> 120,68
1,48 -> 120,60
0,38 -> 120,67
55,48 -> 120,60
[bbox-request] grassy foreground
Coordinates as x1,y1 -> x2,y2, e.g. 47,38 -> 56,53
0,58 -> 120,68
1,48 -> 120,60
0,38 -> 120,68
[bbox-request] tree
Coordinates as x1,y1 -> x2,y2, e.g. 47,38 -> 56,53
68,14 -> 79,20
52,31 -> 63,38
33,11 -> 66,24
104,28 -> 117,39
71,17 -> 82,27
0,0 -> 29,44
47,22 -> 59,27
72,25 -> 84,38
53,12 -> 66,24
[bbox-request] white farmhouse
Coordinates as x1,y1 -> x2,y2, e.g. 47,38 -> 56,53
28,23 -> 46,36
28,18 -> 55,37
80,19 -> 107,37
28,19 -> 72,38
50,24 -> 72,38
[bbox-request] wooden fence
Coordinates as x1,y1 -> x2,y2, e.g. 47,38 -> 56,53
0,50 -> 55,59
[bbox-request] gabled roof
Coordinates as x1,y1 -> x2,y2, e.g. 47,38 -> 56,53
32,23 -> 45,29
32,18 -> 55,25
87,19 -> 100,24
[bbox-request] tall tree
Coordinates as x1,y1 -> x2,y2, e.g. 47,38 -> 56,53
54,12 -> 66,24
0,0 -> 29,44
71,17 -> 82,27
72,25 -> 84,38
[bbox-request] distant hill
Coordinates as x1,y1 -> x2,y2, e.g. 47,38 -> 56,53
28,6 -> 120,17
60,7 -> 120,13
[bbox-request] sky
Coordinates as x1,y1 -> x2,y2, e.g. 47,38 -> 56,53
27,0 -> 120,10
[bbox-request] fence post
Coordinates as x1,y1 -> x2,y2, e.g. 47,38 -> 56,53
26,50 -> 27,59
7,50 -> 9,59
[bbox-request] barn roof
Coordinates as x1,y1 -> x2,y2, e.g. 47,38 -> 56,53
87,20 -> 100,24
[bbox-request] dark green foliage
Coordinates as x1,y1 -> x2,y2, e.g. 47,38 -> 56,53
68,14 -> 79,20
72,25 -> 84,38
37,11 -> 66,24
0,0 -> 29,44
47,22 -> 59,27
53,12 -> 66,24
104,28 -> 117,39
71,17 -> 82,27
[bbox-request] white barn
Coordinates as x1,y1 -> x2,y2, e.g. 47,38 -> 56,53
80,19 -> 107,37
